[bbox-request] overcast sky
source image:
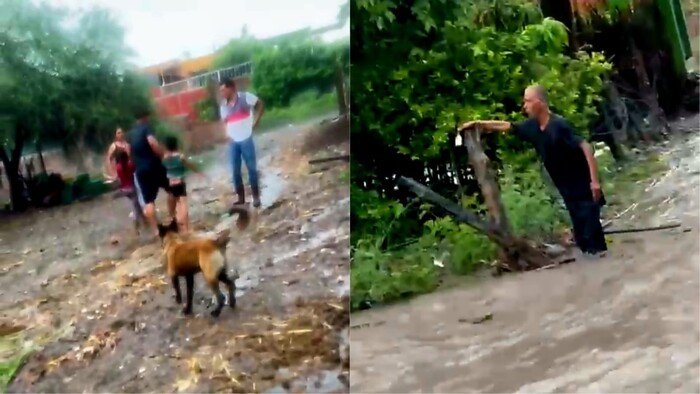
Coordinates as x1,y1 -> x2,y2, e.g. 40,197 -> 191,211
46,0 -> 349,67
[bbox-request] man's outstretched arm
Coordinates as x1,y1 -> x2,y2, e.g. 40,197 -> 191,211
458,120 -> 512,133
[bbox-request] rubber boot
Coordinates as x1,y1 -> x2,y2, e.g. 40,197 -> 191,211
234,184 -> 245,205
251,184 -> 261,208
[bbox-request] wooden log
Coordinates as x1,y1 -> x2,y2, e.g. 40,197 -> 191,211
463,128 -> 515,267
604,222 -> 682,234
463,128 -> 511,233
308,155 -> 350,165
397,177 -> 551,271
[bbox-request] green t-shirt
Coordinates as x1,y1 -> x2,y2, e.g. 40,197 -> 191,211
162,153 -> 186,181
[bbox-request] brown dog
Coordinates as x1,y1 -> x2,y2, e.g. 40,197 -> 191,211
158,206 -> 250,317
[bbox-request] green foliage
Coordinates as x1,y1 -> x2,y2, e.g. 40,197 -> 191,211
256,91 -> 337,132
0,0 -> 153,210
500,165 -> 569,238
213,37 -> 349,110
0,355 -> 25,393
351,240 -> 438,311
350,160 -> 568,309
252,41 -> 349,109
195,86 -> 220,123
350,0 -> 612,310
0,0 -> 152,151
153,121 -> 182,146
211,38 -> 264,69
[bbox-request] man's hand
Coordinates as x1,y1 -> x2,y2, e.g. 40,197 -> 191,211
590,181 -> 602,203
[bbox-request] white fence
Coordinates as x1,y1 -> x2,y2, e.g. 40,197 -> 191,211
159,62 -> 253,96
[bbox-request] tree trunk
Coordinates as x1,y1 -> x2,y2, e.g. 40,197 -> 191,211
36,140 -> 46,174
398,177 -> 551,272
463,128 -> 511,232
0,128 -> 28,212
629,39 -> 667,141
335,63 -> 348,116
463,128 -> 517,269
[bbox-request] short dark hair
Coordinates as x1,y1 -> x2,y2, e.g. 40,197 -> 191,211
164,136 -> 179,151
135,107 -> 151,120
219,78 -> 236,89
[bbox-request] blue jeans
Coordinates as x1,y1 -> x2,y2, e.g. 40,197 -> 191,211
229,137 -> 258,192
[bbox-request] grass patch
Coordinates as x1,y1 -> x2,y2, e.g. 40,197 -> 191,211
0,355 -> 26,393
257,90 -> 337,132
351,147 -> 670,311
0,333 -> 31,393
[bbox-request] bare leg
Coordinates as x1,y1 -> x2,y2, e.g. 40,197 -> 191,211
167,192 -> 177,222
129,192 -> 144,236
143,202 -> 158,237
176,196 -> 190,234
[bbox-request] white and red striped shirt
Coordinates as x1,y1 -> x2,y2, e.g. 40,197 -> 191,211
219,92 -> 259,142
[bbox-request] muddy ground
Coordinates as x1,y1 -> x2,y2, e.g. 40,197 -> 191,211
1,117 -> 350,393
350,120 -> 700,393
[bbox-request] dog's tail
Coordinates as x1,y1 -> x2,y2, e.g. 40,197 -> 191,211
213,229 -> 231,249
228,205 -> 251,231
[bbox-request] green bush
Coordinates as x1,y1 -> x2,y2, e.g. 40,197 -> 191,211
257,90 -> 337,131
351,239 -> 438,311
153,120 -> 182,145
350,159 -> 568,309
213,37 -> 349,110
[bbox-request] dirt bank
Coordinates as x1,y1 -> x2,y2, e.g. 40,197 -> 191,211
1,118 -> 350,393
350,127 -> 699,393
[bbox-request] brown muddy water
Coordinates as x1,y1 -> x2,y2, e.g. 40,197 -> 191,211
350,124 -> 700,393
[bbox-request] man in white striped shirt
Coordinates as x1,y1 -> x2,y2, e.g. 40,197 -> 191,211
219,78 -> 265,208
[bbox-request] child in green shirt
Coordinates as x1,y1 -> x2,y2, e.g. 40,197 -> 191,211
162,136 -> 205,233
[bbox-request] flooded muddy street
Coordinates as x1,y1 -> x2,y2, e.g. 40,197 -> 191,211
1,118 -> 350,393
350,126 -> 700,393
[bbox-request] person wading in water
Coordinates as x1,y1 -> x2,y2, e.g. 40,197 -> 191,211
460,85 -> 608,257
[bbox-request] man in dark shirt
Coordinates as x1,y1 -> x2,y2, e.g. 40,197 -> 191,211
129,109 -> 175,238
459,85 -> 607,256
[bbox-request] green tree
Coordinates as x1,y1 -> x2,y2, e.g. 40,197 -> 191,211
0,0 -> 152,211
211,2 -> 350,111
252,40 -> 349,108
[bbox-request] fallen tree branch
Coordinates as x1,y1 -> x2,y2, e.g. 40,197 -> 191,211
604,223 -> 682,234
397,177 -> 551,271
308,155 -> 350,165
